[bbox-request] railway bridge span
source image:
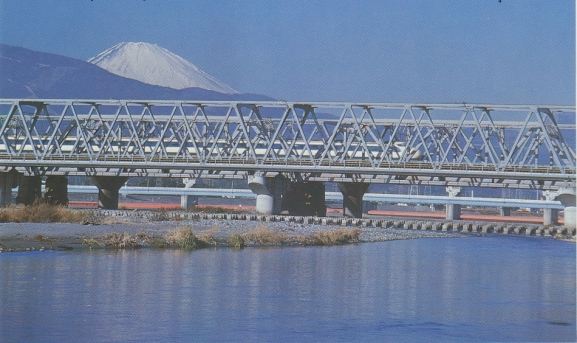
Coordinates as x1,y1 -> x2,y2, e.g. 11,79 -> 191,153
0,99 -> 574,225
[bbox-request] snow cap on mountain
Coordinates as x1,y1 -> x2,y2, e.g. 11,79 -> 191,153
88,42 -> 238,94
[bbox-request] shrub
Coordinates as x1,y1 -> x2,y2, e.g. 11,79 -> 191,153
229,233 -> 245,249
166,226 -> 200,250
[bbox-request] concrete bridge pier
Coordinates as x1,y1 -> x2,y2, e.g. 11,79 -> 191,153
180,178 -> 199,210
500,207 -> 511,216
92,176 -> 128,210
337,182 -> 370,218
544,188 -> 576,230
543,208 -> 559,226
0,171 -> 17,207
16,175 -> 42,206
248,174 -> 289,215
282,181 -> 326,217
445,186 -> 461,220
45,176 -> 69,206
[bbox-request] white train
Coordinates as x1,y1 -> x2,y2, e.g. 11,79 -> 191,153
0,138 -> 423,161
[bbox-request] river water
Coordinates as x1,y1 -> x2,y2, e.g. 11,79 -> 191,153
1,235 -> 575,342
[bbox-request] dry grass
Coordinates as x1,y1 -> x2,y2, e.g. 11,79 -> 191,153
166,226 -> 202,250
297,228 -> 362,246
79,226 -> 361,250
33,234 -> 53,243
241,227 -> 287,245
86,231 -> 156,249
103,232 -> 140,249
197,226 -> 219,246
0,200 -> 93,223
82,237 -> 102,249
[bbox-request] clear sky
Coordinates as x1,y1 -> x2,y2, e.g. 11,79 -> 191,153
0,0 -> 574,104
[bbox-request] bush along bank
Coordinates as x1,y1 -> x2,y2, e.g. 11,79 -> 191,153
79,226 -> 362,251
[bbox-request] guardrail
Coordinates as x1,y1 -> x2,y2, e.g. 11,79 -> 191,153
64,185 -> 564,209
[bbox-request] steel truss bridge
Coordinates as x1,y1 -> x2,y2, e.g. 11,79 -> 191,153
0,99 -> 574,189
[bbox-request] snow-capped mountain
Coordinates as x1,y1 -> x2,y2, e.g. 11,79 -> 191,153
0,44 -> 271,101
88,42 -> 238,94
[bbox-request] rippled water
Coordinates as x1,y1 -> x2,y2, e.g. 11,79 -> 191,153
1,236 -> 575,342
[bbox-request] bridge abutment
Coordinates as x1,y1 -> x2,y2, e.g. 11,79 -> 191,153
92,176 -> 128,210
45,176 -> 69,206
445,186 -> 461,220
337,182 -> 369,218
0,171 -> 16,207
248,174 -> 290,215
282,181 -> 326,217
16,175 -> 42,206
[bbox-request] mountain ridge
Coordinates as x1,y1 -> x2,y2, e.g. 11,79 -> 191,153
0,44 -> 271,101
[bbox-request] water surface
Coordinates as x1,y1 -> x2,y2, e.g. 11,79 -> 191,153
1,236 -> 575,342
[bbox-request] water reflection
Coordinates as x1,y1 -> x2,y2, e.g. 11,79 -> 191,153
1,237 -> 575,342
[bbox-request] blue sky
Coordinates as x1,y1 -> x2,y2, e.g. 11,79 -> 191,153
0,0 -> 574,104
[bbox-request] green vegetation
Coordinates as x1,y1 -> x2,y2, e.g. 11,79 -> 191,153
228,233 -> 245,249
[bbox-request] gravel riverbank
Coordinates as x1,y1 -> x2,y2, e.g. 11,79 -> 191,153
0,215 -> 468,252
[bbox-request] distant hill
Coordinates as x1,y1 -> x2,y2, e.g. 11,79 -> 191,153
0,44 -> 272,101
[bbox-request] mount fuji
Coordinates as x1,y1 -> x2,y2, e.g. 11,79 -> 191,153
0,44 -> 271,101
88,42 -> 238,94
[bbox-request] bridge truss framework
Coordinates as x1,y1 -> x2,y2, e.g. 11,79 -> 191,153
0,99 -> 574,189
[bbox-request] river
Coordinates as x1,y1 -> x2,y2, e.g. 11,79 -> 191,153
1,235 -> 575,342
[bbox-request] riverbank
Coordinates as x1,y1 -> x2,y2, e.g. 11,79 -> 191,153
0,215 -> 470,252
1,204 -> 574,253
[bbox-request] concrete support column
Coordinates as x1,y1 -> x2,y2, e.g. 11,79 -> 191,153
337,182 -> 370,218
92,176 -> 128,210
564,207 -> 576,230
543,190 -> 559,226
445,186 -> 461,220
446,204 -> 461,220
500,207 -> 511,217
543,209 -> 559,226
555,187 -> 576,231
248,174 -> 289,215
180,178 -> 199,210
16,175 -> 42,206
45,176 -> 69,206
282,181 -> 326,217
0,171 -> 16,207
